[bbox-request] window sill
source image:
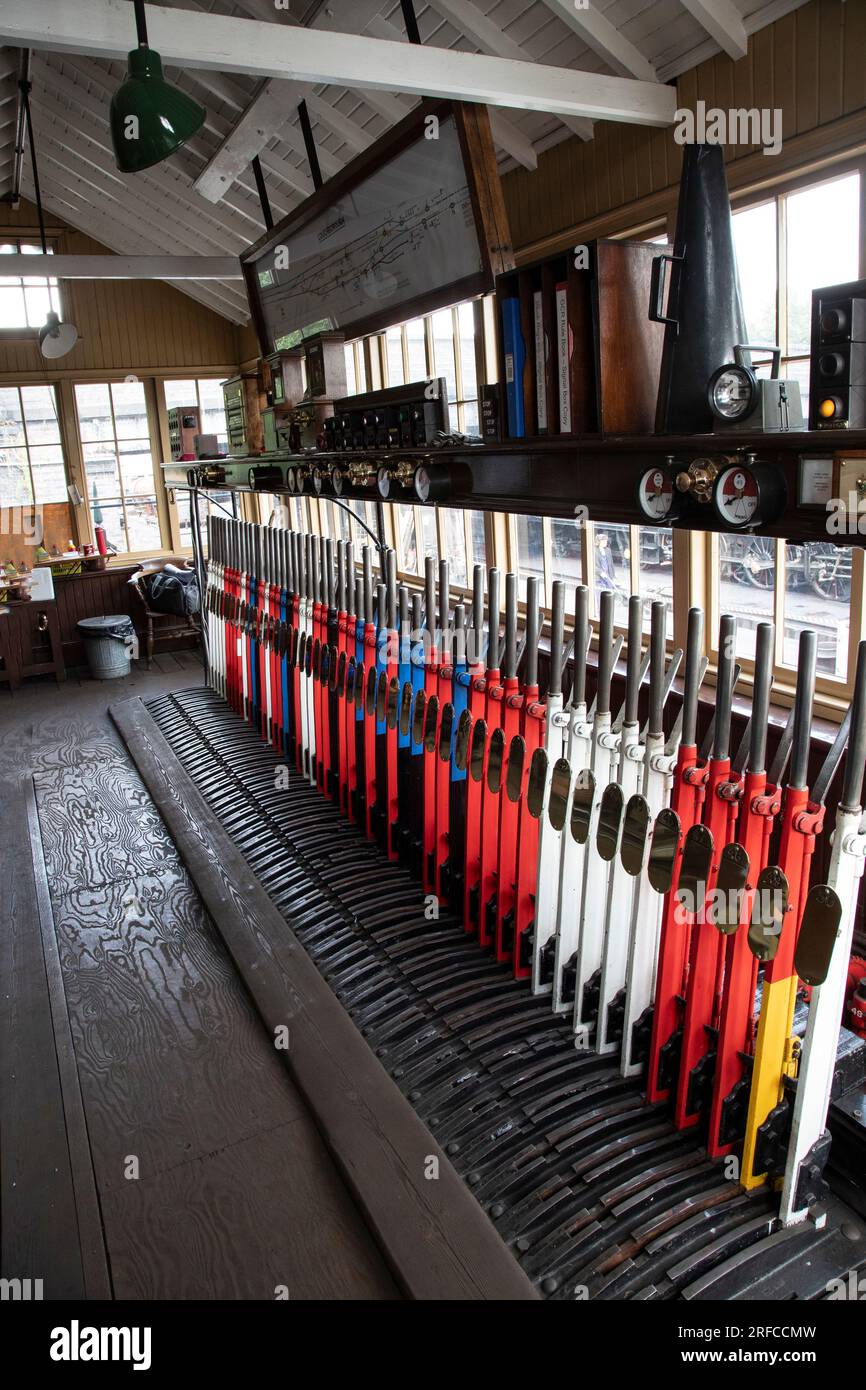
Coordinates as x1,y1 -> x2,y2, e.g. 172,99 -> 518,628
0,328 -> 39,342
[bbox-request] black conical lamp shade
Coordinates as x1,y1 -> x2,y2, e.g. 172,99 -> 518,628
110,47 -> 205,173
653,144 -> 749,434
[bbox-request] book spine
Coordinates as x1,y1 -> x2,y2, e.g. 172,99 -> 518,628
555,283 -> 571,434
501,298 -> 526,438
533,290 -> 547,433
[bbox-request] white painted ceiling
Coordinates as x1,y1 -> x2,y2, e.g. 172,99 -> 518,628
0,0 -> 808,324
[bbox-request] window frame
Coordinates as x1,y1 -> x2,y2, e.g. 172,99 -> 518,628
0,381 -> 68,507
0,237 -> 62,340
72,377 -> 172,560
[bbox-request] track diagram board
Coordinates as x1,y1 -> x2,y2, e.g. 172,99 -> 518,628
246,114 -> 486,349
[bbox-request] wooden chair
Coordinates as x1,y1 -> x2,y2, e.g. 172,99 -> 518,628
128,556 -> 199,669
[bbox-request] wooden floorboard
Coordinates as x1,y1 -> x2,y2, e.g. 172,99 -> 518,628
2,664 -> 399,1301
111,693 -> 540,1302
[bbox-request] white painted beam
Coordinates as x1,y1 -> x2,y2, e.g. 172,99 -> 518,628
25,175 -> 248,321
487,109 -> 538,171
194,79 -> 312,202
0,1 -> 677,127
0,253 -> 243,278
399,1 -> 593,140
678,0 -> 748,62
538,0 -> 658,82
24,139 -> 250,317
363,14 -> 539,169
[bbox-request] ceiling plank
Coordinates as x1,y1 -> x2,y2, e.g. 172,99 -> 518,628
304,92 -> 375,155
0,0 -> 677,126
678,0 -> 748,62
537,0 -> 658,82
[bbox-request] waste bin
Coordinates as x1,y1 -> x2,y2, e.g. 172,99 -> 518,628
77,614 -> 138,679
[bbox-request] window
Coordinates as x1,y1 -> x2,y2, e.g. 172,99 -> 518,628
343,342 -> 367,397
732,171 -> 861,414
163,378 -> 232,550
343,300 -> 483,435
711,535 -> 859,686
391,504 -> 486,589
74,381 -> 164,555
0,384 -> 66,503
164,377 -> 229,453
0,240 -> 61,330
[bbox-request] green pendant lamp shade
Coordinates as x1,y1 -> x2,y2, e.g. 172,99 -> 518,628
110,46 -> 205,174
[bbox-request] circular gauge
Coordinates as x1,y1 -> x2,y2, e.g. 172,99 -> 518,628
638,467 -> 675,521
285,466 -> 297,495
707,364 -> 758,423
376,465 -> 392,499
413,464 -> 431,503
715,466 -> 759,527
311,466 -> 324,495
330,465 -> 344,496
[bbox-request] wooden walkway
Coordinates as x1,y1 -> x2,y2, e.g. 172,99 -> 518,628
0,655 -> 399,1300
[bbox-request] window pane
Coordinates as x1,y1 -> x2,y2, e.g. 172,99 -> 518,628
457,301 -> 478,401
29,444 -> 67,503
21,385 -> 60,445
637,526 -> 674,638
83,443 -> 121,499
0,387 -> 25,445
468,510 -> 486,571
0,285 -> 26,328
782,541 -> 851,680
593,523 -> 630,627
122,498 -> 162,553
75,383 -> 114,442
419,507 -> 438,563
406,318 -> 427,382
344,345 -> 357,396
164,378 -> 198,410
732,201 -> 777,345
355,349 -> 368,395
385,327 -> 405,386
442,508 -> 468,588
96,500 -> 127,551
550,517 -> 583,592
786,173 -> 860,356
330,502 -> 351,543
396,504 -> 418,573
24,283 -> 52,327
516,513 -> 544,602
0,456 -> 32,504
462,400 -> 480,437
119,440 -> 157,497
717,535 -> 775,662
431,308 -> 457,404
111,381 -> 149,438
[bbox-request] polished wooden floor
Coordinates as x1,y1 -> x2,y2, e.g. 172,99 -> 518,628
0,654 -> 400,1300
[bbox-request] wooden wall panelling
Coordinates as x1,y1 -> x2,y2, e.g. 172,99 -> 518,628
502,0 -> 866,260
843,0 -> 866,117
